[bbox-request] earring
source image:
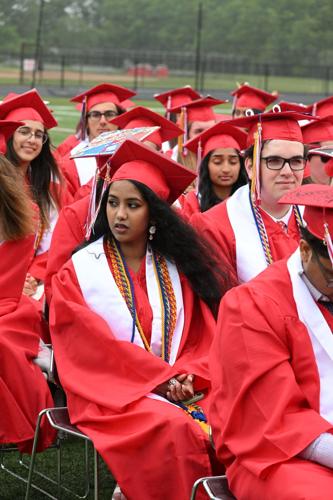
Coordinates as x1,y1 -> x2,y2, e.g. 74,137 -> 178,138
149,225 -> 156,241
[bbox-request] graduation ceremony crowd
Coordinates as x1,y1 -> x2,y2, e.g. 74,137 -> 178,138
1,80 -> 333,500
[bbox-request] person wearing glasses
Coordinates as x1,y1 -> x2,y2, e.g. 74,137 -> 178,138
0,125 -> 55,453
209,184 -> 333,499
301,117 -> 333,185
0,89 -> 71,302
58,83 -> 136,198
191,111 -> 312,283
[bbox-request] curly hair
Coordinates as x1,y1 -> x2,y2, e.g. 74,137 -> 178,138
80,180 -> 236,312
198,151 -> 248,212
0,155 -> 34,240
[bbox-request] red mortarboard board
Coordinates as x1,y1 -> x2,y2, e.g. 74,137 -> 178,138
170,96 -> 227,122
0,89 -> 57,129
279,184 -> 333,264
0,120 -> 24,154
185,122 -> 247,159
306,96 -> 333,118
106,138 -> 196,204
71,83 -> 136,110
154,86 -> 201,110
231,84 -> 278,111
231,110 -> 313,148
109,106 -> 183,147
302,116 -> 333,145
278,101 -> 309,113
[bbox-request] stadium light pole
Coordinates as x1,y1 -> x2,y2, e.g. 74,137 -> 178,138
194,1 -> 203,92
31,0 -> 46,89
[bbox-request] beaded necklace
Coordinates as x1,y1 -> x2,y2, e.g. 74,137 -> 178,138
106,237 -> 177,362
249,191 -> 303,266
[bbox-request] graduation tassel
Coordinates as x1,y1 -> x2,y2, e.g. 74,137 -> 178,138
324,222 -> 333,267
166,95 -> 171,121
183,107 -> 188,156
77,96 -> 87,140
84,160 -> 111,239
251,121 -> 262,204
195,139 -> 202,192
177,107 -> 185,155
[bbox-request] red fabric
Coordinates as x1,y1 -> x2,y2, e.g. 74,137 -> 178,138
54,134 -> 79,160
179,191 -> 200,220
49,256 -> 217,499
44,196 -> 89,304
190,200 -> 300,283
58,154 -> 82,199
209,259 -> 333,498
0,236 -> 55,452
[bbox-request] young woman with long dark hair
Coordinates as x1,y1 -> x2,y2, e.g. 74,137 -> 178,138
179,122 -> 248,218
50,139 -> 233,500
0,89 -> 71,299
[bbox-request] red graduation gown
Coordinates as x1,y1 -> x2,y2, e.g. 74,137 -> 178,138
179,191 -> 200,221
209,258 -> 333,499
191,197 -> 300,283
50,251 -> 217,499
54,134 -> 79,161
0,237 -> 55,452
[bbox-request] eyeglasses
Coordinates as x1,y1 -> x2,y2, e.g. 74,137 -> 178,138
308,154 -> 331,163
261,156 -> 306,171
312,248 -> 333,288
16,126 -> 48,144
86,110 -> 118,121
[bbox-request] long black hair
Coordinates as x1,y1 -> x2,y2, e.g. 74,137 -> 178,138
6,133 -> 62,227
81,180 -> 235,312
198,151 -> 248,212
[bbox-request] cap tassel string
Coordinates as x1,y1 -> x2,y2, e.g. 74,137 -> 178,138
177,108 -> 184,155
84,161 -> 110,239
166,95 -> 171,121
183,107 -> 188,156
251,121 -> 262,205
195,139 -> 202,192
77,96 -> 87,141
324,223 -> 333,267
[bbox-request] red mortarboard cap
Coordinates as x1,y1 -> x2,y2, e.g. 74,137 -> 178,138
185,121 -> 247,159
0,89 -> 57,129
231,84 -> 278,111
0,120 -> 24,154
109,106 -> 183,147
154,86 -> 201,110
306,96 -> 333,118
215,113 -> 232,122
279,184 -> 333,257
71,83 -> 136,110
107,139 -> 196,204
231,110 -> 313,148
302,116 -> 333,145
278,101 -> 309,113
170,96 -> 227,122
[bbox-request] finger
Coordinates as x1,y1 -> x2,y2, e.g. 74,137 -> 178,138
175,373 -> 188,382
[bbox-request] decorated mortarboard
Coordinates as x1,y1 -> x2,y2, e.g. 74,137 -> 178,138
0,120 -> 24,154
154,86 -> 201,119
231,83 -> 278,114
108,106 -> 183,147
231,108 -> 314,203
185,121 -> 247,170
107,138 -> 196,205
302,116 -> 333,145
0,89 -> 57,129
306,96 -> 333,118
279,184 -> 333,266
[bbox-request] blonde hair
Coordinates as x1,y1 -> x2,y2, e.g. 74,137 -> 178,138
0,155 -> 34,240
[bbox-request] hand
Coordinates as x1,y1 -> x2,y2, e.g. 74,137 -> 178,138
23,274 -> 38,297
167,374 -> 195,402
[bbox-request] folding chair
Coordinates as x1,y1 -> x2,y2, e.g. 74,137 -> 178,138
25,406 -> 100,500
191,475 -> 236,500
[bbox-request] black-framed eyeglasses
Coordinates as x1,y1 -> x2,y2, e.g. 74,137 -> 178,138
312,248 -> 333,288
16,126 -> 48,144
308,154 -> 331,164
86,110 -> 118,121
261,156 -> 306,171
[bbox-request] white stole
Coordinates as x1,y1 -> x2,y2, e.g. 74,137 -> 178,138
36,203 -> 58,256
72,237 -> 185,365
226,185 -> 268,283
71,140 -> 97,186
287,249 -> 333,423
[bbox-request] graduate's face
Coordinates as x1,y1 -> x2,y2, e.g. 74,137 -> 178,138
188,120 -> 215,140
107,180 -> 150,246
208,148 -> 241,189
12,119 -> 44,166
300,239 -> 333,300
246,139 -> 304,208
87,102 -> 118,140
308,154 -> 331,185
